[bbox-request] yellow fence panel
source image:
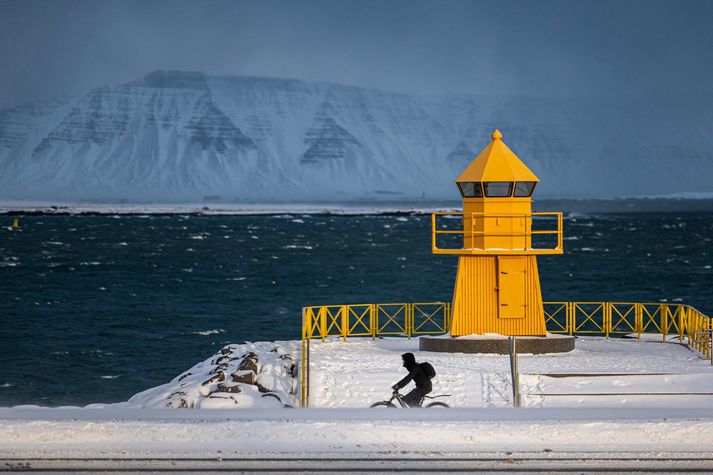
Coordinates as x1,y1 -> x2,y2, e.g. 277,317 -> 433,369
641,303 -> 663,334
323,306 -> 345,340
572,302 -> 607,335
346,305 -> 372,338
375,303 -> 409,336
609,303 -> 638,335
412,302 -> 450,335
544,302 -> 569,334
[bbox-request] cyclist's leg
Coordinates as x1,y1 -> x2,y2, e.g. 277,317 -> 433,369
404,389 -> 425,407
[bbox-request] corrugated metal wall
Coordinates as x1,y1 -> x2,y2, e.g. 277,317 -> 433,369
450,255 -> 546,336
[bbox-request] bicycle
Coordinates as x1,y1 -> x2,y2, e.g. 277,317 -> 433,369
370,389 -> 450,408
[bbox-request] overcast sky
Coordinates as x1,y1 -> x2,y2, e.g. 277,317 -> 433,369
1,0 -> 712,108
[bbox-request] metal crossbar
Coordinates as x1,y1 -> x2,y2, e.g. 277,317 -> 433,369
641,303 -> 664,335
572,303 -> 607,335
413,303 -> 449,334
323,306 -> 343,338
544,302 -> 568,333
376,304 -> 408,335
347,305 -> 372,337
610,303 -> 637,335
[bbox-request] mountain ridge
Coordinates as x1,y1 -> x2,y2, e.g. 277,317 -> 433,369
0,70 -> 710,202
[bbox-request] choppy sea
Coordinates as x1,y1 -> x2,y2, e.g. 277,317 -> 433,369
1,209 -> 712,406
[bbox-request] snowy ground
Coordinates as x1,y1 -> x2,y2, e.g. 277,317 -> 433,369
310,335 -> 713,408
2,335 -> 713,464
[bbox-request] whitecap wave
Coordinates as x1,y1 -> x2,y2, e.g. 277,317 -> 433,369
192,329 -> 224,336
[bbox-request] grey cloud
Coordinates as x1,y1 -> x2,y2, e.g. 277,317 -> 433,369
1,0 -> 712,108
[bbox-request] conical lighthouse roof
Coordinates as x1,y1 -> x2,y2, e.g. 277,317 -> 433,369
455,130 -> 539,183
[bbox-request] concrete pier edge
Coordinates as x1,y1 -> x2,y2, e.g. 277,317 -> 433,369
419,334 -> 576,354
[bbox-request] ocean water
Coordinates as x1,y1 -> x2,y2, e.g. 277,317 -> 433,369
1,212 -> 711,406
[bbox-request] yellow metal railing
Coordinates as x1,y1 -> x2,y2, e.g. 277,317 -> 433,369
302,302 -> 450,342
300,301 -> 711,406
431,211 -> 564,255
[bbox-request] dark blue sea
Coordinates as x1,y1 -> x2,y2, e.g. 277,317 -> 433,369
1,208 -> 712,406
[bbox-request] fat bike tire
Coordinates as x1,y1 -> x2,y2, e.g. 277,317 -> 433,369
425,402 -> 449,408
370,401 -> 397,408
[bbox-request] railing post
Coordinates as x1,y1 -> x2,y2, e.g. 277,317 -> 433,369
407,303 -> 413,339
301,307 -> 312,408
703,318 -> 713,364
708,317 -> 712,362
704,314 -> 708,358
342,305 -> 348,342
301,307 -> 306,408
306,337 -> 310,406
604,302 -> 611,338
567,302 -> 574,335
509,337 -> 521,408
445,302 -> 451,334
320,307 -> 326,342
705,315 -> 709,359
371,304 -> 376,340
661,304 -> 668,343
635,303 -> 642,339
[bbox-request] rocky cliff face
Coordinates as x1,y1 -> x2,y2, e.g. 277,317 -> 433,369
0,70 -> 710,201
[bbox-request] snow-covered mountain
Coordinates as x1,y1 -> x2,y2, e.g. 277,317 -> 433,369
0,70 -> 710,202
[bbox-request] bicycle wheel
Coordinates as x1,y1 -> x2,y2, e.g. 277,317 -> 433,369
425,401 -> 449,408
370,401 -> 397,408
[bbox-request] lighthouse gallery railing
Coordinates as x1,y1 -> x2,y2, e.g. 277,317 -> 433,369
431,211 -> 564,255
300,301 -> 711,406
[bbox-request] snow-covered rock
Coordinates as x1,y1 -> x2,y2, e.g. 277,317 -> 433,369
2,70 -> 710,202
121,341 -> 299,409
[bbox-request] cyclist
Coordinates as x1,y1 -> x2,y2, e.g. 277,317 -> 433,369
392,352 -> 432,407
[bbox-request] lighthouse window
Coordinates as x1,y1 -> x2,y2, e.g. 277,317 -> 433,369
514,181 -> 537,197
457,182 -> 483,198
483,182 -> 513,197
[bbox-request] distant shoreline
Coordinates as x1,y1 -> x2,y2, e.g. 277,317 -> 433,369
1,197 -> 713,215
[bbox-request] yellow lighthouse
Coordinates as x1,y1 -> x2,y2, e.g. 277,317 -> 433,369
433,130 -> 563,336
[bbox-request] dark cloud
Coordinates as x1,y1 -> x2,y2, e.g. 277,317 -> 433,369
1,0 -> 712,108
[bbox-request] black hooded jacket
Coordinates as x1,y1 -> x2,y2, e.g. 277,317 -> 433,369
395,361 -> 432,394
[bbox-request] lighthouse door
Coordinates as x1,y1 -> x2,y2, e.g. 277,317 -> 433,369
497,256 -> 526,319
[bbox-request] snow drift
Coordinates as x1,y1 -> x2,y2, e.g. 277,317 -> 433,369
119,341 -> 299,409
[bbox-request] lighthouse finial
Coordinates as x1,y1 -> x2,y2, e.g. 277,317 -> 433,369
491,129 -> 503,141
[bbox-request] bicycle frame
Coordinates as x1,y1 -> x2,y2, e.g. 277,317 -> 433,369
387,390 -> 410,408
383,390 -> 450,408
